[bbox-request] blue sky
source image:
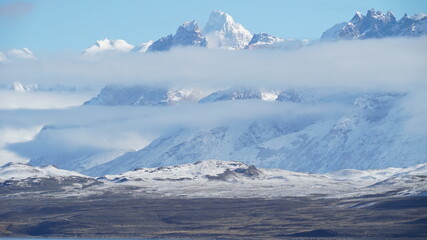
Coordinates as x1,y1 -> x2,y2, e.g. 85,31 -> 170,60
1,0 -> 427,52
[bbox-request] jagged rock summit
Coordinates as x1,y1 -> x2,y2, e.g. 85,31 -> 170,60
322,9 -> 427,40
147,20 -> 207,52
203,10 -> 253,50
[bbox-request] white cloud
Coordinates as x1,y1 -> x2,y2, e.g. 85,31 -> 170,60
3,100 -> 344,162
0,126 -> 41,165
1,37 -> 426,92
8,48 -> 36,60
0,37 -> 426,166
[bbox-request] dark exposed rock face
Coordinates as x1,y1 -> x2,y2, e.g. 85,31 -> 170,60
148,20 -> 207,52
206,165 -> 261,181
322,9 -> 427,40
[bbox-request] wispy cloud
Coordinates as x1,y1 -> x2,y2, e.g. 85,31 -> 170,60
0,125 -> 41,165
3,100 -> 344,166
0,90 -> 97,109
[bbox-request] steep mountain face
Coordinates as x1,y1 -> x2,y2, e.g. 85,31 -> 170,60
82,39 -> 134,55
84,85 -> 205,106
393,13 -> 427,36
246,32 -> 309,50
147,21 -> 207,52
82,92 -> 426,176
132,40 -> 154,53
203,10 -> 252,50
321,9 -> 427,40
19,87 -> 426,177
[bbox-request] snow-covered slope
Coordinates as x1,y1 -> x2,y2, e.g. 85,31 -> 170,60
147,20 -> 207,52
84,85 -> 206,106
132,40 -> 154,53
83,38 -> 134,55
321,9 -> 427,40
3,160 -> 425,199
393,13 -> 427,37
203,10 -> 252,50
0,162 -> 85,181
245,32 -> 309,50
82,92 -> 426,176
320,22 -> 348,40
101,160 -> 427,198
0,162 -> 101,197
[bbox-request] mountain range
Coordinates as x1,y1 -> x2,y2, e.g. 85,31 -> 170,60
21,88 -> 426,177
321,9 -> 427,40
82,9 -> 427,55
1,160 -> 426,199
2,9 -> 425,60
2,8 -> 426,189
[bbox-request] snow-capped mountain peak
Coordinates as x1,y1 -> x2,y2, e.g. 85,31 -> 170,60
364,9 -> 396,23
321,9 -> 427,40
411,13 -> 427,21
248,32 -> 283,46
350,11 -> 364,23
83,38 -> 134,55
204,10 -> 235,32
203,10 -> 252,50
147,20 -> 207,52
174,20 -> 207,46
181,20 -> 199,32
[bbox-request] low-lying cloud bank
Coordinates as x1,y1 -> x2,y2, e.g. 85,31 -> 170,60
1,37 -> 426,92
0,90 -> 97,109
0,37 -> 426,167
1,100 -> 343,166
